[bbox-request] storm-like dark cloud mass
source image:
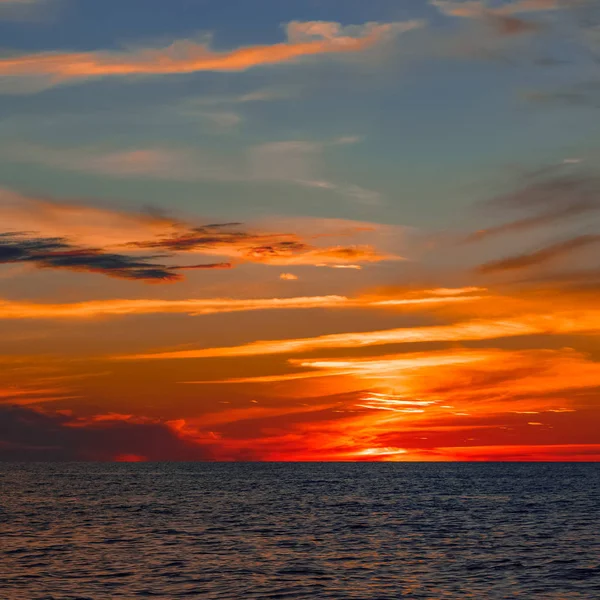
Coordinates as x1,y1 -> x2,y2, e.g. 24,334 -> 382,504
0,232 -> 230,282
0,406 -> 214,461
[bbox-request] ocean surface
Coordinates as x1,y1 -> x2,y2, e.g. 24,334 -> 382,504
1,463 -> 599,599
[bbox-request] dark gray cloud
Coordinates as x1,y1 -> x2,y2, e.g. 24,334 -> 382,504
477,234 -> 600,274
466,201 -> 597,242
466,168 -> 600,278
129,224 -> 310,258
465,169 -> 600,243
0,406 -> 214,461
0,232 -> 230,282
490,171 -> 600,210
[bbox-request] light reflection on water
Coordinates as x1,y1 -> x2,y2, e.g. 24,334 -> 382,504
1,462 -> 599,599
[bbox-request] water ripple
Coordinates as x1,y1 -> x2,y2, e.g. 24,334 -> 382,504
1,463 -> 599,599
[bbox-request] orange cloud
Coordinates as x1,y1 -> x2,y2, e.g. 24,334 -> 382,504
0,20 -> 422,84
0,190 -> 401,269
118,307 -> 600,361
0,188 -> 175,247
291,349 -> 495,379
4,341 -> 598,461
0,385 -> 78,405
432,0 -> 563,18
187,348 -> 495,385
0,288 -> 485,320
431,0 -> 565,37
225,346 -> 600,461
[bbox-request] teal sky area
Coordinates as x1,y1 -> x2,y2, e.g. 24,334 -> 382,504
1,0 -> 599,230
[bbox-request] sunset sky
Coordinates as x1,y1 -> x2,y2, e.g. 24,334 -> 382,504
1,0 -> 599,461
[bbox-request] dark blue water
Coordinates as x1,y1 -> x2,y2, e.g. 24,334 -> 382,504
1,463 -> 599,599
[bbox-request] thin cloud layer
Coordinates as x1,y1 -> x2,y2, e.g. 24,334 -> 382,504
460,167 -> 600,284
118,307 -> 600,361
432,0 -> 564,19
5,138 -> 381,204
477,234 -> 600,274
0,288 -> 485,320
465,169 -> 600,243
432,0 -> 554,37
0,19 -> 422,88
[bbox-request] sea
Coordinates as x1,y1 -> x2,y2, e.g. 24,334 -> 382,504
1,462 -> 599,599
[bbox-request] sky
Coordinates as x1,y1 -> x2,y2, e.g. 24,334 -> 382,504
1,0 -> 600,462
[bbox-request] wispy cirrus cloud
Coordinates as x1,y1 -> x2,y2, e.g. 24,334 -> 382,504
0,288 -> 486,320
432,0 -> 565,19
117,306 -> 600,361
194,349 -> 496,385
219,347 -> 600,407
5,136 -> 381,203
181,86 -> 298,108
465,201 -> 598,242
0,19 -> 422,90
464,167 -> 600,277
465,169 -> 600,242
477,234 -> 600,274
0,385 -> 78,406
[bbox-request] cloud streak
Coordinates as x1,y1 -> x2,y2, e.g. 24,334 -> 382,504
117,307 -> 600,360
477,234 -> 600,274
0,20 -> 421,87
431,0 -> 569,39
432,0 -> 564,19
5,138 -> 381,204
0,288 -> 485,320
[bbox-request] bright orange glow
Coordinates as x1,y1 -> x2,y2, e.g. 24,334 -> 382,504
1,0 -> 599,468
114,454 -> 147,462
